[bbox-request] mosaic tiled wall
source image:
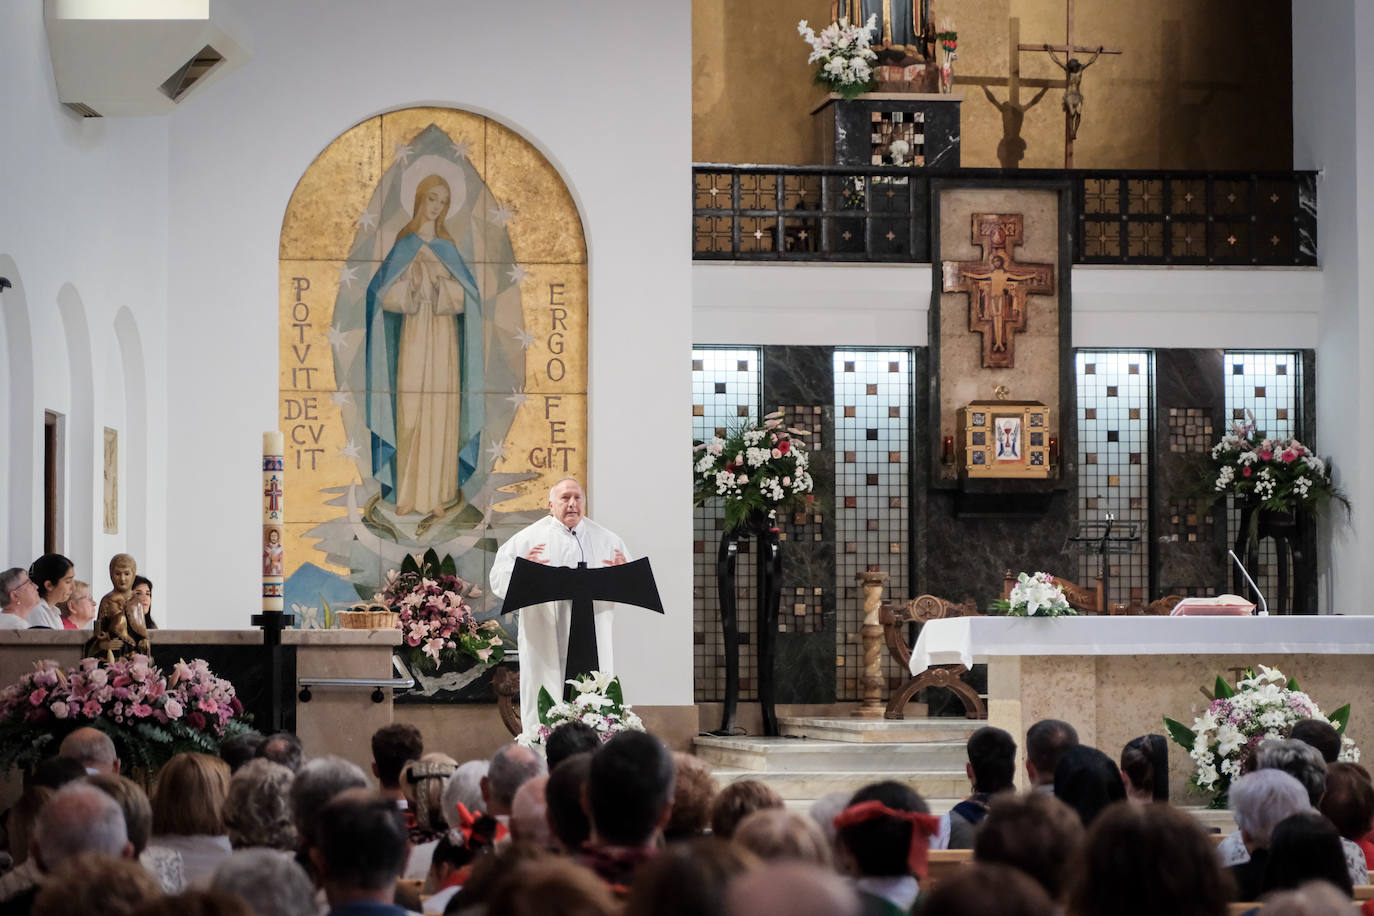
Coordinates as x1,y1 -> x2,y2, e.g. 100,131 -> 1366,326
1224,351 -> 1302,606
1075,351 -> 1153,605
834,350 -> 912,699
692,348 -> 762,701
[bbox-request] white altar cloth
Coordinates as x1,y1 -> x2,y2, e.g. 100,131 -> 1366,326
910,616 -> 1374,675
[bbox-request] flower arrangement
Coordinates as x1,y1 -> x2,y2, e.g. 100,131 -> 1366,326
935,21 -> 957,93
1163,665 -> 1358,806
692,410 -> 815,533
797,16 -> 878,100
988,571 -> 1078,617
0,655 -> 251,774
380,549 -> 505,673
516,671 -> 644,752
1204,414 -> 1345,519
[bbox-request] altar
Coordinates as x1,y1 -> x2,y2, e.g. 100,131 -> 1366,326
911,616 -> 1374,803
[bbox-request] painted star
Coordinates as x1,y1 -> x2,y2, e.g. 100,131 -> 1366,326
330,391 -> 353,407
506,263 -> 529,284
486,438 -> 508,465
356,209 -> 378,231
506,387 -> 529,409
489,205 -> 514,227
327,326 -> 350,350
338,264 -> 360,289
451,140 -> 471,160
394,143 -> 413,165
514,328 -> 537,350
338,440 -> 361,460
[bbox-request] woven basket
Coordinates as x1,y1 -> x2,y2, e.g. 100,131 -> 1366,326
336,606 -> 398,630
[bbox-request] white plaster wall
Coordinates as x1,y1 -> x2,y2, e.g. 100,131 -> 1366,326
693,263 -> 1323,349
1293,1 -> 1371,614
162,0 -> 693,705
0,5 -> 169,588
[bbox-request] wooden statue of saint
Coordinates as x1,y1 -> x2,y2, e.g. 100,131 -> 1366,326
85,553 -> 151,659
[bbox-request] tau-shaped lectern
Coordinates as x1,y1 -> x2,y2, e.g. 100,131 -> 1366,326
500,557 -> 665,701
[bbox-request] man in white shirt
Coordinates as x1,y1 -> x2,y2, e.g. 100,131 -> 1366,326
488,478 -> 630,736
0,568 -> 41,629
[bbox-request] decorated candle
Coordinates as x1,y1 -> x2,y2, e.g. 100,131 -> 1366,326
262,431 -> 285,612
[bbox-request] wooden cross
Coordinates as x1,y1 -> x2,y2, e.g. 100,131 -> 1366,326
1017,0 -> 1122,168
942,213 -> 1054,369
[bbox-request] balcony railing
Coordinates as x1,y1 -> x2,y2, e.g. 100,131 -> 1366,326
692,165 -> 1317,267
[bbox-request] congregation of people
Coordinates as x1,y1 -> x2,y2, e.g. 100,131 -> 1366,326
0,708 -> 1369,916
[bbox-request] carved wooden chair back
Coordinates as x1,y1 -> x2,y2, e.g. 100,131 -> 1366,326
880,590 -> 986,720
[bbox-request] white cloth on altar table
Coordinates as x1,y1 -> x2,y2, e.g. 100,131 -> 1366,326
910,616 -> 1374,675
488,515 -> 632,735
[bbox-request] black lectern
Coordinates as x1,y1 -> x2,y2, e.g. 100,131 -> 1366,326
500,557 -> 665,700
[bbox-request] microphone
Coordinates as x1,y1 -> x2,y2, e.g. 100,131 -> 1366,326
1227,549 -> 1268,616
571,527 -> 586,567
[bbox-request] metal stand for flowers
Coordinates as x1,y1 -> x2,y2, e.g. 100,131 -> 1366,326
1234,504 -> 1312,615
714,513 -> 783,737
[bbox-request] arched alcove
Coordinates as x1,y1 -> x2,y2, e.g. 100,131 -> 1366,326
0,257 -> 36,562
114,306 -> 149,565
56,283 -> 95,576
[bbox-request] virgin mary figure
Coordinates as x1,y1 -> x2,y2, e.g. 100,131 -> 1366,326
364,174 -> 482,528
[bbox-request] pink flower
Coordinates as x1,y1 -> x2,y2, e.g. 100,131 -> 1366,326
1280,449 -> 1299,463
50,701 -> 68,719
164,699 -> 183,719
1259,450 -> 1273,461
83,700 -> 102,718
28,688 -> 47,706
1243,467 -> 1253,477
198,698 -> 219,715
130,703 -> 152,718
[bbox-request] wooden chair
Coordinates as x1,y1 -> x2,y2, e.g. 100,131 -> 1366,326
881,591 -> 986,720
1355,884 -> 1374,901
924,849 -> 973,893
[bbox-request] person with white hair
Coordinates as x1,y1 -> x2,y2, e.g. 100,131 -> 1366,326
1224,769 -> 1313,900
0,783 -> 134,912
488,477 -> 632,735
290,755 -> 370,852
211,848 -> 318,916
481,744 -> 547,821
442,759 -> 488,831
58,727 -> 120,775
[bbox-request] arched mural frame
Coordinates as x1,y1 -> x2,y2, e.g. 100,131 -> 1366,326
277,106 -> 589,630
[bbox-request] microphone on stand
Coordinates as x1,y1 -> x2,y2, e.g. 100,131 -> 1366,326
571,527 -> 586,567
1228,549 -> 1268,616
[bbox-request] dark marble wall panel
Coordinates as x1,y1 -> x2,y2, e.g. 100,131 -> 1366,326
1154,349 -> 1228,595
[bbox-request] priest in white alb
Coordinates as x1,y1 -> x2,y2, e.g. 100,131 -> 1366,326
488,477 -> 631,735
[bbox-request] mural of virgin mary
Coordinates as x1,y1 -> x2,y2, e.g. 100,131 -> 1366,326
364,173 -> 484,529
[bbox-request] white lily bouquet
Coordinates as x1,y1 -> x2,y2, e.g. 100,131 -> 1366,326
989,571 -> 1078,617
1164,665 -> 1357,806
797,15 -> 878,100
516,670 -> 644,753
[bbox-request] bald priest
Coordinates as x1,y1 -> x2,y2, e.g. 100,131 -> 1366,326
488,477 -> 631,736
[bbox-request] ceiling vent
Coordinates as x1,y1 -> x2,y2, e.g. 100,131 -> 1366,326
45,0 -> 249,117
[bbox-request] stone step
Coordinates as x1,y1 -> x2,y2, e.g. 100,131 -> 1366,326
710,767 -> 969,802
694,735 -> 968,772
777,716 -> 980,744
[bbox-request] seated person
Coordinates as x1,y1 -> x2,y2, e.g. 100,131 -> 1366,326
947,726 -> 1017,849
1261,812 -> 1354,898
1053,745 -> 1125,826
1120,734 -> 1170,803
1223,769 -> 1312,901
834,781 -> 940,916
1317,762 -> 1374,870
973,791 -> 1084,904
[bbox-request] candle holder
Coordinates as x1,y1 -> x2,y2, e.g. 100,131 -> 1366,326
941,435 -> 956,468
1049,436 -> 1060,469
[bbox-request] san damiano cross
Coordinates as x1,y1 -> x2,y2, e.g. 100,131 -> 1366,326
942,213 -> 1054,369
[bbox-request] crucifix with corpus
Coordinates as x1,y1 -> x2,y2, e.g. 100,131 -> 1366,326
1018,0 -> 1122,168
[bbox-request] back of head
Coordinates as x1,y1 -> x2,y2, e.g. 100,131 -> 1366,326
152,751 -> 231,837
732,808 -> 832,867
290,755 -> 370,846
1026,719 -> 1078,785
401,752 -> 457,834
1053,745 -> 1125,826
223,757 -> 297,850
1069,800 -> 1231,916
26,754 -> 88,790
1261,811 -> 1353,896
547,753 -> 593,852
255,732 -> 304,773
313,791 -> 408,891
546,721 -> 602,770
1318,761 -> 1374,841
709,779 -> 784,840
370,723 -> 423,788
923,863 -> 1056,916
967,726 -> 1017,793
725,861 -> 860,916
488,743 -> 548,811
624,836 -> 760,916
58,727 -> 118,772
8,785 -> 54,863
806,791 -> 850,849
974,791 -> 1084,900
34,782 -> 130,870
665,752 -> 716,841
1255,738 -> 1327,807
211,847 -> 317,916
127,890 -> 255,916
588,730 -> 675,846
1229,768 -> 1313,848
87,773 -> 153,854
1119,734 -> 1170,801
1261,882 -> 1363,916
218,732 -> 265,773
1288,719 -> 1342,764
510,775 -> 551,848
31,851 -> 160,916
486,857 -> 620,916
443,759 -> 489,828
835,781 -> 930,878
449,843 -> 554,913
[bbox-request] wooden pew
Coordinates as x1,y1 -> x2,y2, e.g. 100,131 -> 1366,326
923,849 -> 974,892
